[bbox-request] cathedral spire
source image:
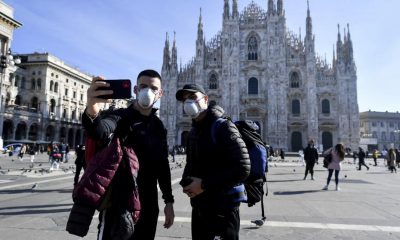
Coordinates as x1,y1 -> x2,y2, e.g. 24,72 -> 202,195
197,8 -> 204,43
347,23 -> 352,42
337,24 -> 342,43
306,0 -> 313,39
232,0 -> 239,19
223,0 -> 230,20
336,24 -> 343,62
171,31 -> 178,70
277,0 -> 283,16
347,23 -> 354,61
162,32 -> 171,71
268,0 -> 276,15
332,44 -> 336,68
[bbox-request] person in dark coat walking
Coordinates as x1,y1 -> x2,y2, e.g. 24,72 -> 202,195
303,140 -> 319,180
358,147 -> 370,171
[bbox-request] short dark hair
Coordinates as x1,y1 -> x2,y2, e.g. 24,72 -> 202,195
137,69 -> 162,82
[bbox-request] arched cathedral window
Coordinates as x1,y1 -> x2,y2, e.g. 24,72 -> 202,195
292,99 -> 300,115
322,99 -> 330,114
248,36 -> 258,60
248,77 -> 258,94
209,73 -> 218,89
290,72 -> 300,88
54,82 -> 59,93
50,81 -> 54,91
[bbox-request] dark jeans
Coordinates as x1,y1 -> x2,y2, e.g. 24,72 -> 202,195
389,166 -> 397,173
192,206 -> 240,240
358,161 -> 369,170
327,169 -> 340,185
304,162 -> 315,178
373,157 -> 377,166
132,205 -> 159,239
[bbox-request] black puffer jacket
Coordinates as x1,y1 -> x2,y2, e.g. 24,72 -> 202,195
182,105 -> 251,210
303,145 -> 319,164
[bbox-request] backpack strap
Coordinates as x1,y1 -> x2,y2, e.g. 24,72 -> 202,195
211,117 -> 227,144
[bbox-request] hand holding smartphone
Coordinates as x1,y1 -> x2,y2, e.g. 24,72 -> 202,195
97,79 -> 132,99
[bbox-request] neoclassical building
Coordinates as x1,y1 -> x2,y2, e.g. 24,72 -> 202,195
359,111 -> 400,151
0,1 -> 90,148
160,0 -> 359,151
1,52 -> 92,147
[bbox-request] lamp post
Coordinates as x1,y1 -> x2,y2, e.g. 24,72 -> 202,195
0,48 -> 21,148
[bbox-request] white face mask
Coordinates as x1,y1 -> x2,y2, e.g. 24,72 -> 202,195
184,98 -> 203,118
137,88 -> 157,109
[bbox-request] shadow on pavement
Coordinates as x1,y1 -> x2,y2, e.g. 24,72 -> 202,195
0,208 -> 71,215
0,188 -> 72,194
0,203 -> 73,216
273,190 -> 321,195
268,179 -> 303,183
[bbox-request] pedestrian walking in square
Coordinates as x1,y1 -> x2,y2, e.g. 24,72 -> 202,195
322,143 -> 345,191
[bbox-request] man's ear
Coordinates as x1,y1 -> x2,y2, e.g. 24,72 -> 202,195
133,85 -> 138,95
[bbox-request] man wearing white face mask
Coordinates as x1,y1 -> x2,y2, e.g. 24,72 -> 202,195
81,69 -> 175,240
176,84 -> 251,240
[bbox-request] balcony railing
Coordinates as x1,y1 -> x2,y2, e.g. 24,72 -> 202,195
240,92 -> 266,104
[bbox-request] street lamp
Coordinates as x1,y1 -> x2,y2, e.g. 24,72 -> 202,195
0,48 -> 21,69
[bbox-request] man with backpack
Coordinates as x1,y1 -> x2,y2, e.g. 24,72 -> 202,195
77,70 -> 175,239
176,83 -> 250,240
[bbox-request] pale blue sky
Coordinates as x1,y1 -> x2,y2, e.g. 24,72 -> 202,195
5,0 -> 400,112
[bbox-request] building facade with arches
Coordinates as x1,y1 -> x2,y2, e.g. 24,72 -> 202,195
1,52 -> 93,148
160,0 -> 359,151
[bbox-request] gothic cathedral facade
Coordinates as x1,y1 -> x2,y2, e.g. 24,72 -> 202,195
160,0 -> 359,152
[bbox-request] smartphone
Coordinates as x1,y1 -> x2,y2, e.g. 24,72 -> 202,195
97,79 -> 132,99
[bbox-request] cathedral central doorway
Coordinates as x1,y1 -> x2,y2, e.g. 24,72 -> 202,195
291,132 -> 303,152
322,132 -> 333,150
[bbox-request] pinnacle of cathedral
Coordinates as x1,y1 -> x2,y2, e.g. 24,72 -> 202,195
224,0 -> 230,20
268,0 -> 276,15
305,0 -> 313,40
232,0 -> 239,19
171,31 -> 178,70
197,8 -> 204,43
162,32 -> 171,71
277,0 -> 283,16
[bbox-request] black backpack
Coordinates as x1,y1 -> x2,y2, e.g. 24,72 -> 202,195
212,118 -> 269,224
